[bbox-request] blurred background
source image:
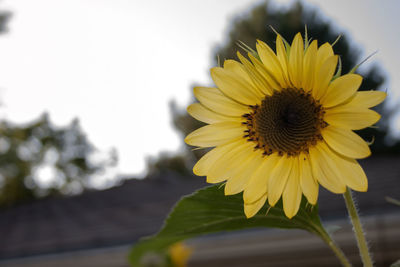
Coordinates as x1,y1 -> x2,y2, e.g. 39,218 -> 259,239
0,0 -> 399,266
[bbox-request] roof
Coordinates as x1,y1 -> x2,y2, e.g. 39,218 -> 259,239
0,156 -> 399,260
0,172 -> 205,260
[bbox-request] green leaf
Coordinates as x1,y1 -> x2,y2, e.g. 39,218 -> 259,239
129,185 -> 326,266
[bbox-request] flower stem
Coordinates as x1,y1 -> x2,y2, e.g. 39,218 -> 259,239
318,228 -> 352,267
343,187 -> 373,267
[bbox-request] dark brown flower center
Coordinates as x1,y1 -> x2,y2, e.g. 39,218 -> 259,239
242,88 -> 326,156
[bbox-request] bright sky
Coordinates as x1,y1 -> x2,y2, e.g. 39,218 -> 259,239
0,0 -> 398,179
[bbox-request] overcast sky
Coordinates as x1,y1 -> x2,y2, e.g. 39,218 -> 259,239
0,0 -> 398,180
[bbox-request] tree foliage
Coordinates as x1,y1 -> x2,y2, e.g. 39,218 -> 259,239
0,114 -> 117,208
0,6 -> 11,35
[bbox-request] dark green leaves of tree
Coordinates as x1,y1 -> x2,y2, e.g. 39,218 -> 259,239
129,185 -> 327,266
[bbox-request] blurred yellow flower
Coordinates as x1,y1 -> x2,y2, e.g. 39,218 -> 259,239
169,242 -> 192,267
185,32 -> 386,218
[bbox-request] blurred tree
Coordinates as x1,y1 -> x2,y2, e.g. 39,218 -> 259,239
0,6 -> 11,34
0,113 -> 117,208
144,102 -> 197,177
146,152 -> 192,178
151,0 -> 399,175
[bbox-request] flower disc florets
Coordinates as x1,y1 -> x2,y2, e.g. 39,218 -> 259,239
243,88 -> 326,157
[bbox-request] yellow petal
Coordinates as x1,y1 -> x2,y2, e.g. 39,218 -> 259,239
321,74 -> 362,108
302,40 -> 318,91
193,87 -> 250,117
256,40 -> 288,88
187,103 -> 242,124
275,35 -> 290,87
333,155 -> 368,192
312,55 -> 338,100
316,142 -> 368,192
206,139 -> 251,183
315,43 -> 334,71
342,91 -> 387,109
248,54 -> 280,94
237,52 -> 271,97
211,67 -> 260,106
288,33 -> 304,89
299,154 -> 319,205
184,121 -> 244,147
193,140 -> 241,176
268,156 -> 294,206
309,142 -> 346,194
243,153 -> 280,204
282,158 -> 302,218
324,106 -> 381,130
224,59 -> 254,87
244,193 -> 267,218
322,125 -> 371,159
225,150 -> 264,195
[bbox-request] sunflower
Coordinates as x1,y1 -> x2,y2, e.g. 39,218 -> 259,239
184,32 -> 386,219
169,242 -> 192,267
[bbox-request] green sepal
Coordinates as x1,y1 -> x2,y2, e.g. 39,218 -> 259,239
332,56 -> 342,81
349,51 -> 378,74
269,25 -> 291,58
236,40 -> 259,60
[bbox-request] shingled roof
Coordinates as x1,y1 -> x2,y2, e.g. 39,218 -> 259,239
0,172 -> 205,260
0,156 -> 399,262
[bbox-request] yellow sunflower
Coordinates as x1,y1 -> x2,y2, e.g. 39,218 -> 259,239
169,242 -> 192,267
184,32 -> 386,219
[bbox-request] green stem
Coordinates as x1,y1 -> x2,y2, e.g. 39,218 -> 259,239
343,187 -> 373,267
318,228 -> 352,267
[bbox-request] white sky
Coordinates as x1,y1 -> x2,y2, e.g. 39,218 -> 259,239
0,0 -> 398,178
